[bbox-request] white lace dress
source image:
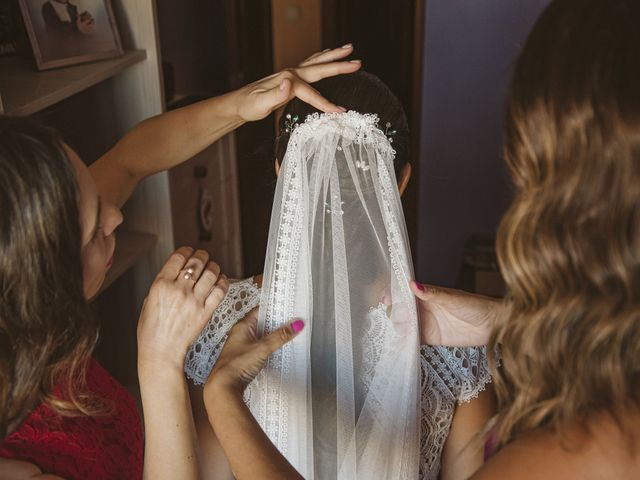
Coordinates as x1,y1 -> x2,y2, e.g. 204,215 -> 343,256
185,279 -> 492,480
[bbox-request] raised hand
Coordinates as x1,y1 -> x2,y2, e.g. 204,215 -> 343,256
410,281 -> 504,347
232,45 -> 361,122
137,247 -> 229,373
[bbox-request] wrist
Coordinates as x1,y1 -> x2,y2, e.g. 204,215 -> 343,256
216,88 -> 247,125
204,383 -> 243,426
138,355 -> 185,381
204,375 -> 243,409
488,298 -> 507,327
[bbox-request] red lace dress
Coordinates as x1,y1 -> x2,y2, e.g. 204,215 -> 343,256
0,359 -> 143,479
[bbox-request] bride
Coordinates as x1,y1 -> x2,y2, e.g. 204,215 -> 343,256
187,71 -> 494,480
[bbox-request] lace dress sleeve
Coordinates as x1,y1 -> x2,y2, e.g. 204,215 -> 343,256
184,278 -> 261,384
423,346 -> 492,405
419,345 -> 492,480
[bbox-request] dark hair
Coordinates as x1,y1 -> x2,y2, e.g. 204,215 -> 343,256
491,0 -> 640,447
0,116 -> 101,438
275,71 -> 409,176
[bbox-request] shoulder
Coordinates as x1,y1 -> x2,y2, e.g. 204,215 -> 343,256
471,431 -> 581,480
472,414 -> 640,480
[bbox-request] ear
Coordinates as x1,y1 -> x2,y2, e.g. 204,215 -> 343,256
275,158 -> 281,177
397,163 -> 412,197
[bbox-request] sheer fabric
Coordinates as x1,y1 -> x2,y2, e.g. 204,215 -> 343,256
186,295 -> 492,479
251,112 -> 420,479
185,112 -> 492,478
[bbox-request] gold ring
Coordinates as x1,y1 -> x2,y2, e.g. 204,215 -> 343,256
183,267 -> 195,280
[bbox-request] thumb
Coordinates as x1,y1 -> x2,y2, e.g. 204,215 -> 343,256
410,280 -> 436,301
259,78 -> 292,115
259,318 -> 305,356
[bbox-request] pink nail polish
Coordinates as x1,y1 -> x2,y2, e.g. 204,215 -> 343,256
291,319 -> 305,333
415,282 -> 425,291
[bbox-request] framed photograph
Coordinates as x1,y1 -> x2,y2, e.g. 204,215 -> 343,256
17,0 -> 123,70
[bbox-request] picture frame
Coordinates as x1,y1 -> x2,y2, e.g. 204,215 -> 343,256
17,0 -> 123,70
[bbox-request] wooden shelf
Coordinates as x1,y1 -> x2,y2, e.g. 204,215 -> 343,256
0,50 -> 146,116
96,229 -> 157,297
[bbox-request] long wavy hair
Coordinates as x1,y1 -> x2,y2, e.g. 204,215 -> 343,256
0,116 -> 102,439
490,0 -> 640,447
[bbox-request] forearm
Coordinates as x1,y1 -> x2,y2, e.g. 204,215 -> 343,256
205,385 -> 303,480
189,384 -> 233,480
139,365 -> 199,480
91,90 -> 244,207
440,389 -> 495,480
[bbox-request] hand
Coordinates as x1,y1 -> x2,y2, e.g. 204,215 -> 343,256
137,247 -> 229,374
204,308 -> 305,396
410,281 -> 504,347
232,45 -> 361,122
76,11 -> 95,34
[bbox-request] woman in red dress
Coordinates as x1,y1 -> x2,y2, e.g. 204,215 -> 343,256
0,47 -> 360,479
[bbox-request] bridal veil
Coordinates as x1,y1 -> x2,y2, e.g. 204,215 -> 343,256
246,111 -> 421,478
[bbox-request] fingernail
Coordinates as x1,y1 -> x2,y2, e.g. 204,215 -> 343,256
350,59 -> 362,64
291,319 -> 305,333
414,281 -> 425,291
323,48 -> 331,52
338,106 -> 347,112
342,43 -> 353,49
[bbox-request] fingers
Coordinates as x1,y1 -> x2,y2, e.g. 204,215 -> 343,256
230,306 -> 259,335
251,77 -> 293,117
258,318 -> 305,356
411,280 -> 479,304
295,60 -> 362,84
193,261 -> 221,302
257,76 -> 344,115
156,246 -> 193,280
179,249 -> 209,286
299,44 -> 354,67
246,48 -> 361,119
290,79 -> 345,113
410,280 -> 443,300
239,307 -> 259,326
204,274 -> 229,315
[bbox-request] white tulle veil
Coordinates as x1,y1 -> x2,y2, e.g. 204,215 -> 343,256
246,111 -> 421,479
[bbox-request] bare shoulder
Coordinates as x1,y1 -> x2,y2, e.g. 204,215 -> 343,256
0,458 -> 64,479
472,413 -> 640,480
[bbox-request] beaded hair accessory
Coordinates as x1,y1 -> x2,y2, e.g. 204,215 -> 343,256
283,113 -> 398,146
283,113 -> 300,133
384,122 -> 398,143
